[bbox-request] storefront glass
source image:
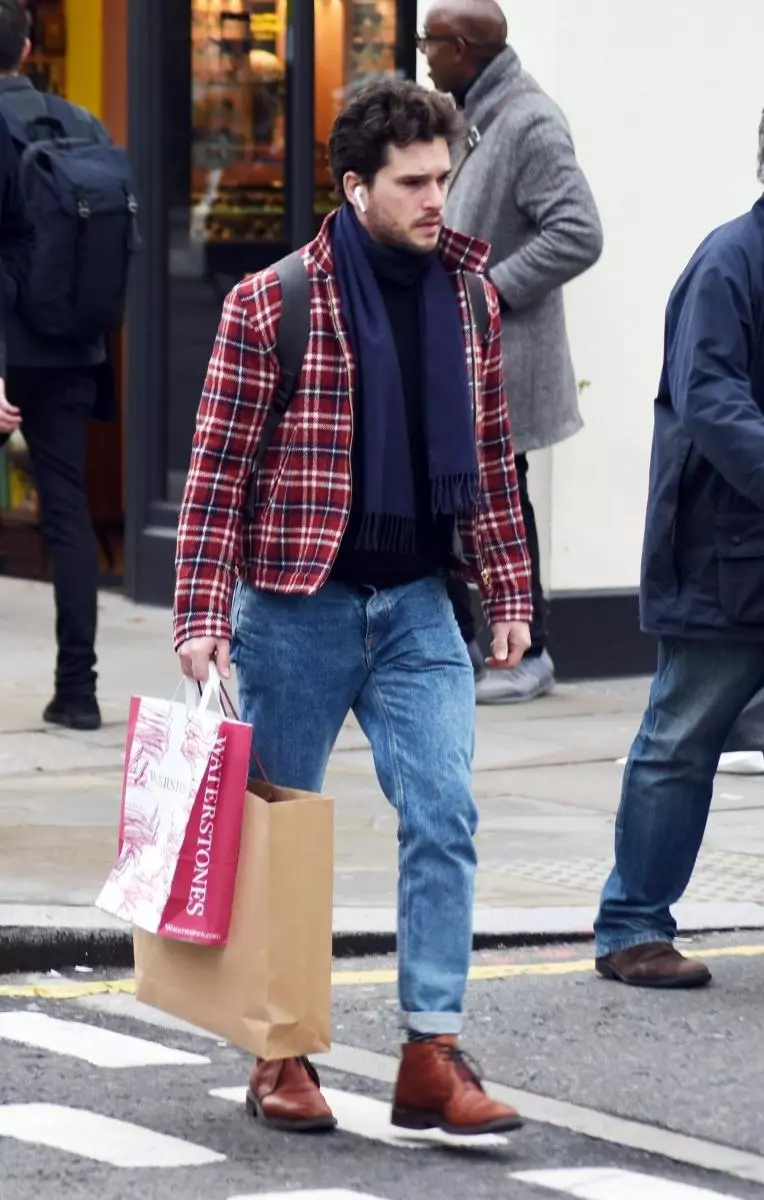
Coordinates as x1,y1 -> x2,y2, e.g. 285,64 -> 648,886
165,0 -> 411,505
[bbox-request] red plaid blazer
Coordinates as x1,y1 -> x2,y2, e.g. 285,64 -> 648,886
174,214 -> 532,649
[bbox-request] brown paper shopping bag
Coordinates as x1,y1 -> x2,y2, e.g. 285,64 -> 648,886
133,779 -> 334,1059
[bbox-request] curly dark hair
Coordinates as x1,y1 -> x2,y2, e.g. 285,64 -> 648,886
328,77 -> 463,190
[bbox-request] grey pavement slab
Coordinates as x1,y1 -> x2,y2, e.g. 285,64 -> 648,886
2,577 -> 764,944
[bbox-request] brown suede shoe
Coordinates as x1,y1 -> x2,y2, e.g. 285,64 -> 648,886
596,942 -> 712,989
391,1036 -> 523,1136
246,1057 -> 337,1133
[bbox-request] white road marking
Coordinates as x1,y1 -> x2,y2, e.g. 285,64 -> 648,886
512,1168 -> 740,1199
0,1011 -> 210,1068
0,1104 -> 225,1168
210,1086 -> 508,1150
229,1193 -> 388,1200
315,1044 -> 764,1186
73,992 -> 220,1040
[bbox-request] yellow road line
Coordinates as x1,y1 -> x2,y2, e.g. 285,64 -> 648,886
0,978 -> 136,1000
2,943 -> 763,1000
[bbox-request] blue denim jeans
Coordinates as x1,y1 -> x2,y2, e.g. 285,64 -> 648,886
230,576 -> 478,1035
595,637 -> 764,957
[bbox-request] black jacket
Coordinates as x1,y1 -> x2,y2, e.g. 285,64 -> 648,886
0,104 -> 32,378
0,75 -> 112,372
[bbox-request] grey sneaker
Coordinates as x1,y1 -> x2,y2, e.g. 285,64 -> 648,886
475,649 -> 555,706
467,639 -> 487,683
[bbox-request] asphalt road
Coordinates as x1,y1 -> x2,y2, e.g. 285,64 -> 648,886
1,933 -> 763,1200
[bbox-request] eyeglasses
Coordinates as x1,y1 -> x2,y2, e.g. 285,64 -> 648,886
415,32 -> 462,52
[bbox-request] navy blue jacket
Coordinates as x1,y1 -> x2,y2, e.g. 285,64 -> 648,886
0,108 -> 32,378
641,196 -> 764,639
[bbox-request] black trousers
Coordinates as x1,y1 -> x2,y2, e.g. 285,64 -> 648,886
448,453 -> 547,658
10,366 -> 99,696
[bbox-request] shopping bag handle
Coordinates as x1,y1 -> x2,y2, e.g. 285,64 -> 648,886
177,662 -> 225,713
183,666 -> 270,783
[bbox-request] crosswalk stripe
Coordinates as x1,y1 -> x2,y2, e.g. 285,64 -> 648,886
0,1104 -> 225,1168
511,1169 -> 740,1198
0,1011 -> 210,1068
228,1192 -> 388,1199
210,1085 -> 508,1150
318,1044 -> 764,1185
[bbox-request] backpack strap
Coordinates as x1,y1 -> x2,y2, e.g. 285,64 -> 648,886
450,86 -> 541,191
465,272 -> 490,344
42,93 -> 102,142
0,89 -> 95,147
246,250 -> 310,516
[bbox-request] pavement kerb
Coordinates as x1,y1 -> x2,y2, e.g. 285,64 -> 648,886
3,903 -> 764,973
0,925 -> 597,975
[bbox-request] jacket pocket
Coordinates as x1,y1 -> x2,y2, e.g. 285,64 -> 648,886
714,518 -> 764,624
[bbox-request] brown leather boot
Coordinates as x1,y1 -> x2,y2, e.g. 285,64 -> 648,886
391,1036 -> 523,1136
596,942 -> 712,989
246,1057 -> 337,1133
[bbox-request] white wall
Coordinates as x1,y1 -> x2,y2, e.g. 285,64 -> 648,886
419,0 -> 764,593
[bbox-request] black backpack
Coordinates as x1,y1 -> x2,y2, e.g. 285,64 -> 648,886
246,252 -> 490,514
1,91 -> 139,342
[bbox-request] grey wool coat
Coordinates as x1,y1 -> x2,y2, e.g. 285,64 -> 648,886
446,47 -> 603,453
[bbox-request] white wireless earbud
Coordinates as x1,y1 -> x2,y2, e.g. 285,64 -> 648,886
353,185 -> 368,214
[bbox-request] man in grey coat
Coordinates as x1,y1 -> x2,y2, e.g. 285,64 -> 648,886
422,0 -> 603,702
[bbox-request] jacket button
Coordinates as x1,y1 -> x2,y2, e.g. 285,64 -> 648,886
731,535 -> 742,545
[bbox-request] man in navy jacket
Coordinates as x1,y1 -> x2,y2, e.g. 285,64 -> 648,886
594,112 -> 764,989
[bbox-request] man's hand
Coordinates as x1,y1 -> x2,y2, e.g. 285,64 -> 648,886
178,637 -> 231,682
489,621 -> 531,670
0,380 -> 21,435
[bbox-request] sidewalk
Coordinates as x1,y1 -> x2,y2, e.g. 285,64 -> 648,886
3,577 -> 764,967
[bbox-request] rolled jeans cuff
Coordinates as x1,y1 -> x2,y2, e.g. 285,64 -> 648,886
595,930 -> 673,959
405,1011 -> 464,1036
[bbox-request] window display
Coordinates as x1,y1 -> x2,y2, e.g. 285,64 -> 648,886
190,0 -> 287,247
187,0 -> 401,246
24,0 -> 67,94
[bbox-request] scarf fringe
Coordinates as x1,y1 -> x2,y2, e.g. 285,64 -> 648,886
356,512 -> 418,555
431,473 -> 482,516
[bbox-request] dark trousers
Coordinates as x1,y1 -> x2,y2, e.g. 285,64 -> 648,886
448,452 -> 547,658
10,367 -> 99,696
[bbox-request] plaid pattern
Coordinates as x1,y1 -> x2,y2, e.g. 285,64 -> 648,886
174,214 -> 532,650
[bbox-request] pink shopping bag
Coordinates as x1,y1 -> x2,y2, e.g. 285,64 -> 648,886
97,666 -> 250,945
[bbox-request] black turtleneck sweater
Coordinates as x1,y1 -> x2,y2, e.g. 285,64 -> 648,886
330,262 -> 453,589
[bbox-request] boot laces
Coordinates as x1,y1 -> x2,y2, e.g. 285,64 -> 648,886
440,1043 -> 485,1090
299,1056 -> 322,1088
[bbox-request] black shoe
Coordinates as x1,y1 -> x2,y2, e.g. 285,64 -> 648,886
43,695 -> 102,732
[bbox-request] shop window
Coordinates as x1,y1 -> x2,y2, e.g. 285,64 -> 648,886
165,0 -> 409,506
185,1 -> 403,254
188,0 -> 288,255
24,0 -> 67,94
314,0 -> 400,222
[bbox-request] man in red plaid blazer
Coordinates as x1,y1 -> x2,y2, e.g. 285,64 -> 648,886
175,79 -> 531,1138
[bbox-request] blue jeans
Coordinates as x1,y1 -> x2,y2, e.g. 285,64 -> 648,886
230,576 -> 478,1035
595,637 -> 764,957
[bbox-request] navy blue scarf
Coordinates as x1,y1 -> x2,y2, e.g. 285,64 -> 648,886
332,204 -> 480,554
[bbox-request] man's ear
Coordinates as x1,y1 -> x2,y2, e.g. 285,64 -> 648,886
20,38 -> 31,67
342,171 -> 362,206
